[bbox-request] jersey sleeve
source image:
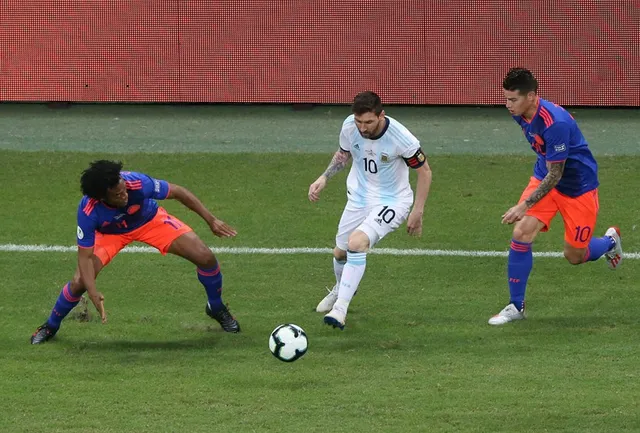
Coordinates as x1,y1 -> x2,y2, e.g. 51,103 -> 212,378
76,203 -> 99,248
140,173 -> 170,200
339,126 -> 351,152
395,129 -> 424,168
543,122 -> 570,163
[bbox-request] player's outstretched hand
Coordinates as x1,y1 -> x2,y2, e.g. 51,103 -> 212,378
209,218 -> 237,238
308,176 -> 327,202
407,210 -> 423,237
501,202 -> 528,224
88,291 -> 107,324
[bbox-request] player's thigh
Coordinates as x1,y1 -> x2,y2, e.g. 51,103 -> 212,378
357,203 -> 410,248
168,231 -> 217,269
92,232 -> 131,267
518,177 -> 558,232
558,189 -> 599,249
335,204 -> 369,251
136,207 -> 194,255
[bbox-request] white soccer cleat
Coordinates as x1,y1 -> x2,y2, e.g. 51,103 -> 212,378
604,227 -> 622,270
316,284 -> 339,313
488,303 -> 526,326
324,307 -> 346,330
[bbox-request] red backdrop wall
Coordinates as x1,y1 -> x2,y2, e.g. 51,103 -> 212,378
1,1 -> 638,105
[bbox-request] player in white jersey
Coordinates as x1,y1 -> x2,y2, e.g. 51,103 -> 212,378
308,91 -> 432,330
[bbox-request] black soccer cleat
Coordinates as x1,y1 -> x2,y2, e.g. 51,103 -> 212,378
30,322 -> 58,345
206,304 -> 241,333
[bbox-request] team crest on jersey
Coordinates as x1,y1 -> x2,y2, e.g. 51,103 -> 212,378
127,205 -> 141,215
381,153 -> 389,163
77,226 -> 84,240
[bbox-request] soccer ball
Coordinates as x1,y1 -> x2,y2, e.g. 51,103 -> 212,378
269,324 -> 308,362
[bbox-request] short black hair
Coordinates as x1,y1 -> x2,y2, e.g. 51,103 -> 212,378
352,91 -> 383,116
503,68 -> 538,94
80,160 -> 123,199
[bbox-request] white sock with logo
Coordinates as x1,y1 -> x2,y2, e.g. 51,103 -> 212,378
336,251 -> 367,311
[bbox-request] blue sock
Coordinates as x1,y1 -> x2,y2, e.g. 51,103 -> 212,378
508,240 -> 533,311
47,282 -> 82,329
583,236 -> 615,262
198,264 -> 224,312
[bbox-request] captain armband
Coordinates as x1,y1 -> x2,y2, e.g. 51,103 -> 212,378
403,148 -> 426,168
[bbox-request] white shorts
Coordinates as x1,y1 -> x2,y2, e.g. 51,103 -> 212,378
335,201 -> 411,251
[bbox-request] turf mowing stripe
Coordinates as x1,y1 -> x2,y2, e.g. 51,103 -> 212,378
1,243 -> 638,259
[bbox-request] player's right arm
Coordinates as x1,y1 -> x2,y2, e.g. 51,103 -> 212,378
308,127 -> 352,202
76,204 -> 106,322
77,246 -> 106,323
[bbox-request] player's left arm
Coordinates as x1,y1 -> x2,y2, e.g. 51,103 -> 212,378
502,122 -> 569,224
404,147 -> 432,237
166,183 -> 237,238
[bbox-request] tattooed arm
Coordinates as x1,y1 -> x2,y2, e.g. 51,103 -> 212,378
322,149 -> 352,180
308,149 -> 352,202
501,161 -> 565,224
524,161 -> 565,208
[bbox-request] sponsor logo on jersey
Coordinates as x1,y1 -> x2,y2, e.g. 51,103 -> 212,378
154,180 -> 161,193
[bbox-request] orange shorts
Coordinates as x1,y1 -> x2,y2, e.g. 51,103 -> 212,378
519,177 -> 599,248
93,207 -> 193,266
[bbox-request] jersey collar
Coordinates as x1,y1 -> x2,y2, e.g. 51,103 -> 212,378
369,117 -> 390,140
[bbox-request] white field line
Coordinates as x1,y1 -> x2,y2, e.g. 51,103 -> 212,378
1,244 -> 638,259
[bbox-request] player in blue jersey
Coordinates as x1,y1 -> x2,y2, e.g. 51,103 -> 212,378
489,68 -> 623,325
31,160 -> 240,344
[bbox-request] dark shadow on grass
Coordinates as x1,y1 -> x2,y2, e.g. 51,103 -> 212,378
525,315 -> 619,328
66,336 -> 221,352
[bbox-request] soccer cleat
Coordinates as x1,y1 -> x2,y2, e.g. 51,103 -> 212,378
316,284 -> 339,313
206,303 -> 241,333
488,303 -> 526,326
324,307 -> 346,330
30,322 -> 58,344
604,227 -> 622,270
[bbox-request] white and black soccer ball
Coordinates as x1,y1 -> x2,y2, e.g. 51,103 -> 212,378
269,324 -> 308,362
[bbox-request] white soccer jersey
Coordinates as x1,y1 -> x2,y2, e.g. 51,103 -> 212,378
339,114 -> 421,207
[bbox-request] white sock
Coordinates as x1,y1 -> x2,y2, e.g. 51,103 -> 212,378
333,257 -> 346,285
337,251 -> 367,308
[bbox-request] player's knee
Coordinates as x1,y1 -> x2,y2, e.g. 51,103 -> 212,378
69,276 -> 87,295
197,248 -> 217,269
512,227 -> 535,243
346,234 -> 369,253
564,249 -> 584,265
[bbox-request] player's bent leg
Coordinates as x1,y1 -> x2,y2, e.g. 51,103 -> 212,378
31,256 -> 104,345
489,217 -> 544,326
579,228 -> 621,269
324,231 -> 371,330
167,232 -> 240,333
563,245 -> 588,265
316,247 -> 348,313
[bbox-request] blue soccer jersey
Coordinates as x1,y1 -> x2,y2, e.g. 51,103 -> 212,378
76,171 -> 170,248
512,98 -> 599,197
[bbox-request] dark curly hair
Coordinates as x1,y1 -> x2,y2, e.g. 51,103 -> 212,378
503,68 -> 538,95
80,160 -> 123,199
352,91 -> 383,116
